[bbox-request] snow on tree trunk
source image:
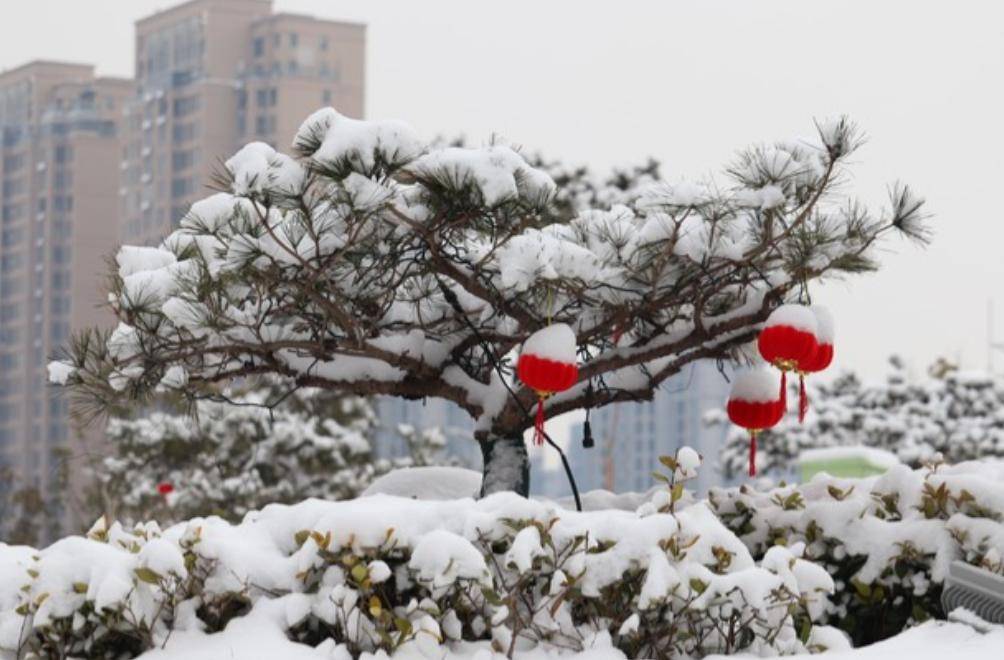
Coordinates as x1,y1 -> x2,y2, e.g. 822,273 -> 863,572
479,432 -> 529,496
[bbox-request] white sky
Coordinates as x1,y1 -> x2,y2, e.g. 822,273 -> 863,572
3,0 -> 1004,384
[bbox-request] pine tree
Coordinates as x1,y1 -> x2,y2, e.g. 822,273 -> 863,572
716,357 -> 1004,477
52,110 -> 927,496
90,382 -> 383,525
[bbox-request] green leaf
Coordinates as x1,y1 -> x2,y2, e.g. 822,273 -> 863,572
394,617 -> 413,636
480,586 -> 504,607
659,456 -> 678,471
134,567 -> 162,585
651,471 -> 670,483
851,578 -> 871,599
294,530 -> 311,547
671,482 -> 684,503
351,564 -> 369,583
689,578 -> 708,595
72,582 -> 88,594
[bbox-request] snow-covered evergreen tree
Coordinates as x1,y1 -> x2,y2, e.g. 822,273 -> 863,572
716,357 -> 1004,477
91,382 -> 383,525
51,110 -> 927,495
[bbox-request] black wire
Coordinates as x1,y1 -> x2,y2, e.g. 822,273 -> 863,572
435,278 -> 583,511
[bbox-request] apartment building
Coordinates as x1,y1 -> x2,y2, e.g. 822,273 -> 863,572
121,0 -> 365,246
0,62 -> 131,520
535,360 -> 736,497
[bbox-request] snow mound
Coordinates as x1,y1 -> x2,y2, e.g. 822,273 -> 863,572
360,466 -> 482,500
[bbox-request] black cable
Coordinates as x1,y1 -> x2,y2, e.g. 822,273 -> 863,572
435,278 -> 583,511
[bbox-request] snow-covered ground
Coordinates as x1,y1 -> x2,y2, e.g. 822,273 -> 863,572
133,617 -> 1003,659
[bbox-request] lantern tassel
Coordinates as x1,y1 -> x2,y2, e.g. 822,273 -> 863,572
749,430 -> 757,477
534,396 -> 546,446
798,372 -> 809,423
780,370 -> 787,410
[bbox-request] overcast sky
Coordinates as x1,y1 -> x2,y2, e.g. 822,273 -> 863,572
3,0 -> 1004,383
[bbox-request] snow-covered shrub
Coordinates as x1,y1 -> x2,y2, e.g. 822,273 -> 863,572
713,357 -> 1004,478
709,457 -> 1004,646
0,451 -> 844,659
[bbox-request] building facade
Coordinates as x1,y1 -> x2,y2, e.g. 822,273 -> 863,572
0,0 -> 366,537
0,62 -> 131,524
372,397 -> 482,470
536,360 -> 736,498
121,0 -> 365,246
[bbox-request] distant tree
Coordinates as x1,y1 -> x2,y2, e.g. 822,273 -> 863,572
716,356 -> 1004,477
0,462 -> 62,546
52,110 -> 926,496
91,382 -> 382,525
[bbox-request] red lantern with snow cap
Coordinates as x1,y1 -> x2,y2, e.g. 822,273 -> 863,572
518,324 -> 579,445
796,305 -> 835,421
727,368 -> 785,477
758,304 -> 818,420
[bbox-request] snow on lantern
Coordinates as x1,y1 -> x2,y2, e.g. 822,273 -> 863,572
727,368 -> 785,477
517,324 -> 579,445
796,305 -> 835,422
758,304 -> 818,421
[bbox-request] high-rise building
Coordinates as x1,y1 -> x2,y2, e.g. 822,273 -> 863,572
535,360 -> 736,497
0,61 -> 132,525
372,397 -> 482,470
121,0 -> 365,246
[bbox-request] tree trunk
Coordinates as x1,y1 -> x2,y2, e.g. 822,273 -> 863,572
479,431 -> 530,497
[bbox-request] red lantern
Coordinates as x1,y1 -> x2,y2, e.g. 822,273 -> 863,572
797,306 -> 835,421
157,482 -> 174,496
517,324 -> 578,445
758,304 -> 818,421
727,369 -> 785,477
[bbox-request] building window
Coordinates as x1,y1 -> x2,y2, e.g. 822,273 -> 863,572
171,177 -> 193,198
287,60 -> 299,75
54,170 -> 73,189
54,145 -> 72,164
319,36 -> 329,51
289,33 -> 298,47
2,227 -> 24,246
51,271 -> 71,289
2,154 -> 24,171
51,245 -> 72,263
1,179 -> 24,196
1,205 -> 23,223
1,254 -> 22,273
0,304 -> 20,323
173,123 -> 196,142
173,96 -> 200,118
172,149 -> 195,170
253,37 -> 265,57
322,89 -> 333,105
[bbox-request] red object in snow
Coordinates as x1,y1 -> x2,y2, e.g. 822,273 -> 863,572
727,369 -> 785,477
517,324 -> 579,446
758,304 -> 819,423
157,482 -> 174,496
795,306 -> 835,422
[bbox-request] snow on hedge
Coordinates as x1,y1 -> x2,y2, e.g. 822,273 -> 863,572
710,457 -> 1004,645
714,358 -> 1004,478
0,468 -> 843,659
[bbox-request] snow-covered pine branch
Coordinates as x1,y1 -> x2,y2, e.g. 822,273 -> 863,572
52,110 -> 927,495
